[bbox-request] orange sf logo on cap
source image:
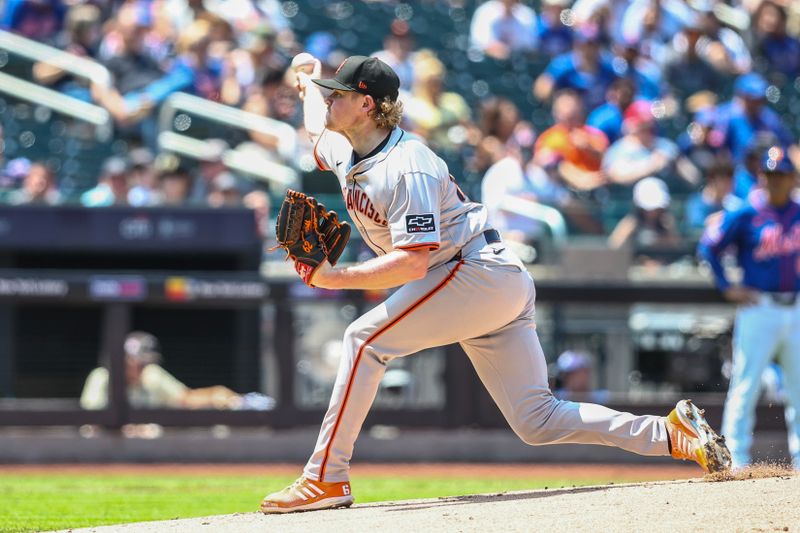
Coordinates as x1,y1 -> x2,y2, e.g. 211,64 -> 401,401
358,81 -> 367,90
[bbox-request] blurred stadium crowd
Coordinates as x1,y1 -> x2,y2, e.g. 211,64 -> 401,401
1,0 -> 800,265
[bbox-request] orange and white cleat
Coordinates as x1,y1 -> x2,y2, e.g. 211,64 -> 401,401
666,399 -> 732,473
260,476 -> 354,514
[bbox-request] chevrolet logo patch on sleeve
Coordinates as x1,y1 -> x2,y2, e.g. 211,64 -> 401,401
405,214 -> 435,233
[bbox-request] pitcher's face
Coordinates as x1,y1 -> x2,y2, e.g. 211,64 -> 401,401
324,90 -> 369,132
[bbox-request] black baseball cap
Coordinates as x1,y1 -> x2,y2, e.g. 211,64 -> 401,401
313,55 -> 400,102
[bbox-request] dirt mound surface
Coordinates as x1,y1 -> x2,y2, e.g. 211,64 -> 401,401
61,470 -> 799,533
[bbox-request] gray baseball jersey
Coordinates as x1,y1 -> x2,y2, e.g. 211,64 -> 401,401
313,127 -> 487,266
304,126 -> 670,483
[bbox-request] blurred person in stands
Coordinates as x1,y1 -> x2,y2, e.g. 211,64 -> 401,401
608,176 -> 681,262
732,132 -> 780,199
171,19 -> 222,102
91,2 -> 194,147
201,0 -> 290,39
372,19 -> 416,92
479,136 -> 542,259
602,100 -> 680,186
157,156 -> 194,206
533,24 -> 618,111
571,0 -> 629,44
746,0 -> 800,80
477,96 -> 536,161
127,147 -> 159,207
610,38 -> 663,101
689,0 -> 751,75
206,171 -> 243,208
234,21 -> 289,93
686,159 -> 742,234
80,331 -> 244,411
81,156 -> 133,207
32,3 -> 102,103
537,0 -> 574,58
553,350 -> 609,403
534,90 -> 608,193
188,138 -> 229,203
587,77 -> 636,143
469,0 -> 538,60
1,0 -> 65,44
620,0 -> 695,64
663,12 -> 729,105
711,73 -> 797,166
675,93 -> 724,184
404,50 -> 471,152
7,162 -> 61,205
242,67 -> 299,158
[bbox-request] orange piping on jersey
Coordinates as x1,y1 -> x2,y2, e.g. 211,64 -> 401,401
396,242 -> 440,251
313,132 -> 330,171
319,260 -> 465,480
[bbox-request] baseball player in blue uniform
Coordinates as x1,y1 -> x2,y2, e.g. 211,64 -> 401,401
699,146 -> 800,470
259,54 -> 732,514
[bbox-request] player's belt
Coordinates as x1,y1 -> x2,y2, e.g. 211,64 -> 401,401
449,229 -> 502,262
763,292 -> 798,306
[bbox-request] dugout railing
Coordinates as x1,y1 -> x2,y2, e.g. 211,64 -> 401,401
0,264 -> 789,433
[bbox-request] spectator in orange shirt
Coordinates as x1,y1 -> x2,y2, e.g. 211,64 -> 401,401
533,90 -> 609,192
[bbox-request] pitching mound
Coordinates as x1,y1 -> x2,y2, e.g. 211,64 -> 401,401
62,467 -> 798,533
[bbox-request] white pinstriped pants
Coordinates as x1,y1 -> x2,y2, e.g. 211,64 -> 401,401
304,240 -> 670,482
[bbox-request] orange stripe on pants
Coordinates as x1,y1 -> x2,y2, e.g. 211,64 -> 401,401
318,260 -> 464,480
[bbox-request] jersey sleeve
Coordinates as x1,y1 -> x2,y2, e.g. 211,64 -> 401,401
697,208 -> 747,291
312,129 -> 351,172
386,172 -> 442,251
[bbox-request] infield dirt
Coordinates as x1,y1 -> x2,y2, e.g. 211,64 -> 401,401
60,466 -> 798,533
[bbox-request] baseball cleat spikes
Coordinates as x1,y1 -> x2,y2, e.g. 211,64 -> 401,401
667,399 -> 732,473
260,476 -> 354,514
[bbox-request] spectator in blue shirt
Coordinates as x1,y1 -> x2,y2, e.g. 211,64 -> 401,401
747,0 -> 800,80
537,0 -> 574,58
534,24 -> 619,111
1,0 -> 64,43
611,39 -> 662,101
587,77 -> 636,143
711,73 -> 796,165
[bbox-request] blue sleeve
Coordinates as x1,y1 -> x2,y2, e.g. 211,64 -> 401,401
765,109 -> 795,146
697,208 -> 748,291
122,62 -> 195,111
1,0 -> 24,28
545,54 -> 571,83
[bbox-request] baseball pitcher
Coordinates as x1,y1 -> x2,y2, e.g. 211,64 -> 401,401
260,55 -> 731,514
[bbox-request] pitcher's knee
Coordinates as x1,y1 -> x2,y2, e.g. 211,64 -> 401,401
342,321 -> 370,351
510,393 -> 559,446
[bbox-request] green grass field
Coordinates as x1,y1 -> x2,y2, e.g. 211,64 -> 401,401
0,472 -> 626,532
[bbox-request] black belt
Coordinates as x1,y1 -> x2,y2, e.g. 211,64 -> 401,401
450,229 -> 502,262
765,292 -> 798,306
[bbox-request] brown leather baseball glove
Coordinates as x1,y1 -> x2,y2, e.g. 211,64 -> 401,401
274,189 -> 351,285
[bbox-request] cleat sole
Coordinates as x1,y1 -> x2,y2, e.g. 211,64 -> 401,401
676,400 -> 732,473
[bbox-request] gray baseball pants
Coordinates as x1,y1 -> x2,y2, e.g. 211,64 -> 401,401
304,236 -> 670,482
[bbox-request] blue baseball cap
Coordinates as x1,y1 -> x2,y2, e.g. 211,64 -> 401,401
734,73 -> 767,99
761,146 -> 795,174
